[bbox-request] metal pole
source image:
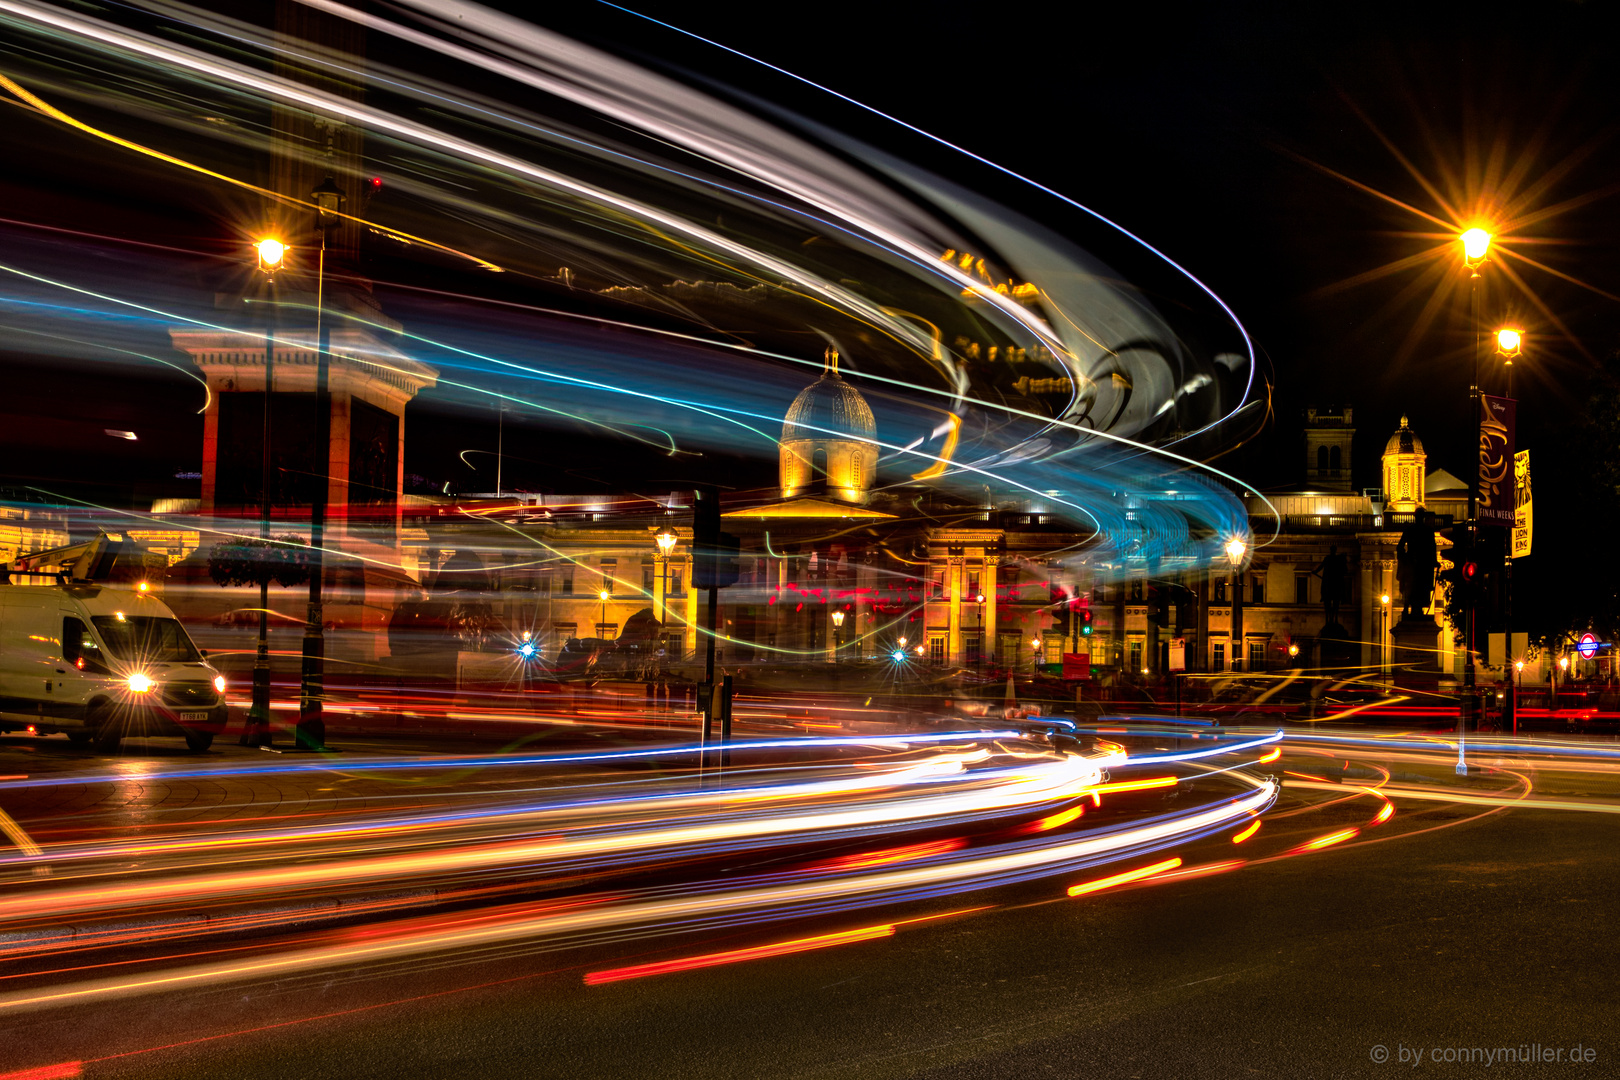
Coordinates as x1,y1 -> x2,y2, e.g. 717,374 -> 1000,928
700,583 -> 718,774
244,325 -> 275,747
1502,357 -> 1515,735
297,231 -> 329,751
1459,267 -> 1482,773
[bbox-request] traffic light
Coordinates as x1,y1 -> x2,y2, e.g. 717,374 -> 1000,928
1148,585 -> 1170,627
1079,608 -> 1094,636
692,486 -> 740,590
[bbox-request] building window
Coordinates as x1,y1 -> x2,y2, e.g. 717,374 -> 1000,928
931,572 -> 945,599
1250,574 -> 1265,605
642,566 -> 654,592
1212,642 -> 1226,670
596,622 -> 617,640
1213,579 -> 1226,603
670,569 -> 684,595
967,571 -> 980,599
964,631 -> 983,664
1329,445 -> 1342,475
1130,579 -> 1143,601
1128,640 -> 1144,673
1295,573 -> 1310,604
560,569 -> 575,595
929,636 -> 946,664
1317,446 -> 1328,473
852,450 -> 863,481
554,621 -> 578,642
1248,641 -> 1266,671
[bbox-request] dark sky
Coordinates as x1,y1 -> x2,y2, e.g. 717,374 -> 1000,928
4,0 -> 1619,503
582,0 -> 1620,488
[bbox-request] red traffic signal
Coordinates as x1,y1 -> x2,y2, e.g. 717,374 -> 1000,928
1462,561 -> 1479,580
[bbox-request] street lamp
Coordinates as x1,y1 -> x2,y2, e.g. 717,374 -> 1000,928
1461,227 -> 1492,267
1514,659 -> 1524,735
255,238 -> 285,276
1458,226 -> 1496,764
240,237 -> 284,746
1031,637 -> 1042,674
830,607 -> 845,663
653,530 -> 677,631
1378,593 -> 1391,682
599,588 -> 611,638
1224,535 -> 1247,672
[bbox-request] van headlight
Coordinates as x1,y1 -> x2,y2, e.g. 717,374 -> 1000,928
213,675 -> 227,694
127,673 -> 153,693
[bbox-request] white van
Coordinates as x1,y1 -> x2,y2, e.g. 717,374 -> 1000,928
0,584 -> 229,752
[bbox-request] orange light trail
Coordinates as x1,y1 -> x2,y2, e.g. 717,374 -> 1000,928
585,923 -> 895,985
0,1064 -> 81,1080
806,838 -> 966,872
1066,857 -> 1183,897
1231,820 -> 1262,844
1257,748 -> 1281,764
1296,827 -> 1359,853
1091,776 -> 1177,794
1373,802 -> 1395,825
1021,803 -> 1085,834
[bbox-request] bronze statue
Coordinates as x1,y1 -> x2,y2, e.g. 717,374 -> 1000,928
1313,544 -> 1352,626
1395,511 -> 1438,619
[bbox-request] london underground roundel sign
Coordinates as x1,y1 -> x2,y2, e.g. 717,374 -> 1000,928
1577,633 -> 1600,660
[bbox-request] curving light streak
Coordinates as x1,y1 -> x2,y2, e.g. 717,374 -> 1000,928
0,777 -> 1275,1012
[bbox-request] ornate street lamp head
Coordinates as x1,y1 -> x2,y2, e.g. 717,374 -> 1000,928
255,237 -> 285,276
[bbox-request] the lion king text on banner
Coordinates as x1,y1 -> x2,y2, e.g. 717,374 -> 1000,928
1477,394 -> 1515,526
1513,449 -> 1532,558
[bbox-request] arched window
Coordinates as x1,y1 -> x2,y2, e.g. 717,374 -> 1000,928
812,447 -> 828,478
1329,446 -> 1342,474
1317,446 -> 1329,473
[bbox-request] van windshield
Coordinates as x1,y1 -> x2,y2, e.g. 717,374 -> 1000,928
91,616 -> 202,663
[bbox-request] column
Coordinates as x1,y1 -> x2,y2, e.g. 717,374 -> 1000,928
653,553 -> 667,627
983,555 -> 1000,664
682,558 -> 698,660
947,558 -> 963,664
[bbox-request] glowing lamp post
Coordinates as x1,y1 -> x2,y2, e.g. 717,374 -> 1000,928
255,238 -> 285,276
1224,535 -> 1247,672
240,236 -> 285,745
1378,594 -> 1391,681
599,589 -> 611,638
653,530 -> 677,630
830,608 -> 845,663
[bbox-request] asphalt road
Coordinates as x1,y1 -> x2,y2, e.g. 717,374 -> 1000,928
4,736 -> 1617,1080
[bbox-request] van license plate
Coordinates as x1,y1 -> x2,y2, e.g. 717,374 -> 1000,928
180,712 -> 209,723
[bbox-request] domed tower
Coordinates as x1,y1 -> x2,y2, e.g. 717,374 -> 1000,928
1382,415 -> 1427,512
780,349 -> 878,504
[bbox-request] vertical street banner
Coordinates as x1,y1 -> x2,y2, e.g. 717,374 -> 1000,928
1513,449 -> 1533,559
1477,394 -> 1516,526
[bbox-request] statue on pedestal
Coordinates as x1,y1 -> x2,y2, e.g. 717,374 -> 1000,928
1313,544 -> 1352,628
1395,510 -> 1438,620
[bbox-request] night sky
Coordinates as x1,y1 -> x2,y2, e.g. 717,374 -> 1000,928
3,0 -> 1618,507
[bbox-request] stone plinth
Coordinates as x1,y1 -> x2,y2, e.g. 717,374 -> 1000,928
1391,614 -> 1444,690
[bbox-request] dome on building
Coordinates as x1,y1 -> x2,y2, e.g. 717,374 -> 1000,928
782,372 -> 877,442
779,349 -> 878,505
1382,415 -> 1427,513
1384,415 -> 1423,457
